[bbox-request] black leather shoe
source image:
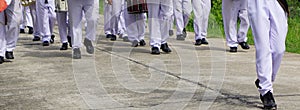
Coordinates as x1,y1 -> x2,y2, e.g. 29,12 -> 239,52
261,91 -> 277,110
32,36 -> 40,41
161,43 -> 172,53
151,47 -> 160,55
132,40 -> 139,47
201,38 -> 209,45
239,42 -> 250,50
176,34 -> 185,41
110,35 -> 117,41
183,28 -> 187,38
106,34 -> 113,38
195,39 -> 201,45
60,43 -> 68,50
5,51 -> 14,59
73,48 -> 81,59
67,36 -> 72,47
229,47 -> 237,52
139,39 -> 146,46
84,38 -> 94,54
42,41 -> 50,46
28,26 -> 34,34
50,35 -> 55,44
0,56 -> 4,64
20,29 -> 25,33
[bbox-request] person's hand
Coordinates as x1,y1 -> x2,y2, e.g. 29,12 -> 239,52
107,0 -> 112,5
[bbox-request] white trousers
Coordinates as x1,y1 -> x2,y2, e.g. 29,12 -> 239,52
248,0 -> 288,96
173,0 -> 192,35
147,0 -> 173,47
104,0 -> 123,35
0,0 -> 21,56
193,0 -> 211,40
56,12 -> 70,43
222,0 -> 249,47
29,4 -> 41,37
36,0 -> 56,42
20,6 -> 33,29
125,12 -> 146,42
68,0 -> 99,49
118,2 -> 127,35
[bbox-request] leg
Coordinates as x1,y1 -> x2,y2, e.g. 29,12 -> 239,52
0,12 -> 6,58
159,0 -> 173,44
269,0 -> 288,82
174,0 -> 185,35
148,1 -> 162,48
104,3 -> 113,35
182,0 -> 192,27
237,0 -> 250,43
5,0 -> 22,52
125,14 -> 139,42
36,0 -> 51,42
83,0 -> 99,42
248,0 -> 273,96
57,12 -> 68,43
68,0 -> 83,49
199,0 -> 211,39
222,0 -> 239,47
29,4 -> 41,38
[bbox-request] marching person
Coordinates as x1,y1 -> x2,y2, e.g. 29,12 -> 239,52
55,0 -> 72,50
249,0 -> 289,109
0,0 -> 22,64
36,0 -> 56,46
20,6 -> 34,34
26,1 -> 42,42
68,0 -> 99,59
117,4 -> 128,40
147,0 -> 173,54
193,0 -> 210,45
125,0 -> 146,47
173,0 -> 192,41
222,0 -> 250,52
104,0 -> 123,41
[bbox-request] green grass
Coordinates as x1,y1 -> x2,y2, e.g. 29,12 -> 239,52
99,0 -> 104,14
286,18 -> 300,53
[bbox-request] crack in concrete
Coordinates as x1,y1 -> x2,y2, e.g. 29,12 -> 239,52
95,46 -> 265,109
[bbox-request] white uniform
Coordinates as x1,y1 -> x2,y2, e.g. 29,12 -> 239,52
68,0 -> 98,49
117,2 -> 127,37
28,3 -> 41,37
173,0 -> 192,36
147,0 -> 173,48
124,6 -> 146,42
20,6 -> 33,29
104,0 -> 123,36
56,12 -> 70,44
36,0 -> 56,42
193,0 -> 211,40
248,0 -> 288,96
222,0 -> 249,47
0,0 -> 21,57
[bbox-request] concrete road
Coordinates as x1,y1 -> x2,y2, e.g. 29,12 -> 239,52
1,17 -> 300,110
